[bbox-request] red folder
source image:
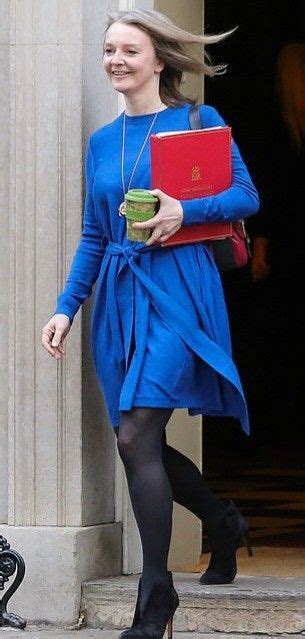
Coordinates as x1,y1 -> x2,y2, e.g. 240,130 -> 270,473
150,126 -> 233,247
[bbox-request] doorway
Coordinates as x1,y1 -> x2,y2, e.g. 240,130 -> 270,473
202,0 -> 305,567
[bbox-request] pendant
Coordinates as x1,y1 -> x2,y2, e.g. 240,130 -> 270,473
118,201 -> 126,216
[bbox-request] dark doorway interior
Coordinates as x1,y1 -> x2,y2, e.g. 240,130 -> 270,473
202,1 -> 305,549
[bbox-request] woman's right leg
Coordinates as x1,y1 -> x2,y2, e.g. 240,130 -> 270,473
114,407 -> 175,616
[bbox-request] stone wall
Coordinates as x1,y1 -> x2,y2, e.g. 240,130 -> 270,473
0,0 -> 122,625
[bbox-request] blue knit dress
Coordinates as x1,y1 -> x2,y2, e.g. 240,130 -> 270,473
54,104 -> 259,433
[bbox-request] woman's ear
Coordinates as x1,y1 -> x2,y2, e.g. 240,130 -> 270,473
155,57 -> 165,74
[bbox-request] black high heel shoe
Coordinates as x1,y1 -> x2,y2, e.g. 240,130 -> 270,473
119,577 -> 143,638
119,571 -> 179,639
200,498 -> 253,585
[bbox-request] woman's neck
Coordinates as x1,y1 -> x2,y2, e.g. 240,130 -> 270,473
124,93 -> 167,116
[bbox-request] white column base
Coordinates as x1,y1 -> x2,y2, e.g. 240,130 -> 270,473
1,523 -> 122,626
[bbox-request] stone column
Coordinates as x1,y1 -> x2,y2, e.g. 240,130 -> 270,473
0,0 -> 10,525
153,0 -> 204,572
2,0 -> 123,626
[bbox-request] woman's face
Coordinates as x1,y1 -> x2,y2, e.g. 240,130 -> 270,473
103,22 -> 164,98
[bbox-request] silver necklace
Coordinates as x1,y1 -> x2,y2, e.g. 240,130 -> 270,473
119,103 -> 162,214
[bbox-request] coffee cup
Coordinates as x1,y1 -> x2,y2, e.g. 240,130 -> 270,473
125,189 -> 158,242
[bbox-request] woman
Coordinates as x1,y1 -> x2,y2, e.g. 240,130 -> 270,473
41,9 -> 259,639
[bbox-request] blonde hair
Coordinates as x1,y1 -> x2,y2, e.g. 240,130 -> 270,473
104,9 -> 235,106
277,43 -> 305,150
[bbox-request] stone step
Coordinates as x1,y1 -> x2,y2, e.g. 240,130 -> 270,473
81,572 -> 305,636
0,631 -> 304,639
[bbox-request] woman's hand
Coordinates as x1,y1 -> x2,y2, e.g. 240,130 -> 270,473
41,314 -> 71,360
132,189 -> 183,246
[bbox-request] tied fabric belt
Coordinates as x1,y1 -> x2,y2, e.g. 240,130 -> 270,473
105,240 -> 157,261
97,241 -> 249,432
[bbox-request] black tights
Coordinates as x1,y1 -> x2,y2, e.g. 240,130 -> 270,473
161,430 -> 226,532
116,408 -> 173,611
115,408 -> 225,606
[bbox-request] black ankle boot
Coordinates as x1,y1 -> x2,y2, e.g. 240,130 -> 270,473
119,571 -> 179,639
200,498 -> 253,585
119,577 -> 143,638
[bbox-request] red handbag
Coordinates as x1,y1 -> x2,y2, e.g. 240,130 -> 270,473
210,220 -> 251,271
189,105 -> 251,271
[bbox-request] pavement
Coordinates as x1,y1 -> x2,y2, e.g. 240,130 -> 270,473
1,630 -> 305,639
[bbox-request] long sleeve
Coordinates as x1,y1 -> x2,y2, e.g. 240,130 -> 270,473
181,107 -> 260,225
54,139 -> 106,323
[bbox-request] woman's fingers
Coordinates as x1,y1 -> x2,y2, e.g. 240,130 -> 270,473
41,328 -> 54,357
42,329 -> 63,358
132,215 -> 161,230
145,227 -> 163,246
41,314 -> 70,359
52,328 -> 64,348
146,223 -> 181,246
41,327 -> 56,355
53,342 -> 65,359
132,193 -> 183,245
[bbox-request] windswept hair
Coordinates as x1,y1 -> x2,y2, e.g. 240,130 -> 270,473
104,9 -> 235,106
277,43 -> 305,150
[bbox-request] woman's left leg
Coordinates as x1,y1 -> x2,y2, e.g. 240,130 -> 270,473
161,430 -> 227,532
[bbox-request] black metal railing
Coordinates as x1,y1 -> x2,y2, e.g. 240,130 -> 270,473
0,535 -> 26,629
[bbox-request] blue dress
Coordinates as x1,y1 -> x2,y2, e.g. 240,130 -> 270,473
54,104 -> 259,434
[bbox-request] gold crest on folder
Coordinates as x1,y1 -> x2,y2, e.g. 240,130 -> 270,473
191,165 -> 201,181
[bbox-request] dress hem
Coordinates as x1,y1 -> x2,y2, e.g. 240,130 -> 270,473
119,396 -> 239,417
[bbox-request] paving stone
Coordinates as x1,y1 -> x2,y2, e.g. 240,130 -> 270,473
0,629 -> 304,638
81,572 -> 305,635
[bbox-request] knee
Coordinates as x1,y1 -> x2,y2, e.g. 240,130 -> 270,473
116,428 -> 140,465
116,408 -> 167,466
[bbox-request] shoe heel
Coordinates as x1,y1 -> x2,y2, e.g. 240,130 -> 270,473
167,616 -> 173,639
244,534 -> 253,557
